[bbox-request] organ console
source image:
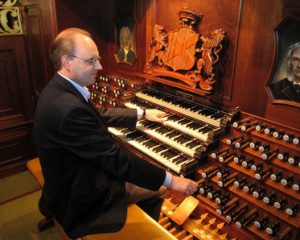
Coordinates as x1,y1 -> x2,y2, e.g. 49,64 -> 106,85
89,73 -> 300,239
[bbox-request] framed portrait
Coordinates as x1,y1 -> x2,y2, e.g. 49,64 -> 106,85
266,15 -> 300,108
114,0 -> 137,66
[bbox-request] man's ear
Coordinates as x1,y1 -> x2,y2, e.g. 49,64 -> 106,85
61,55 -> 71,69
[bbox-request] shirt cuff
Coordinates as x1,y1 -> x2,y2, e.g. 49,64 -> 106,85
163,171 -> 172,187
137,108 -> 144,120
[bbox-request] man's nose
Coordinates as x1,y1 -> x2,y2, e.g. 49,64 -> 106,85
95,60 -> 103,70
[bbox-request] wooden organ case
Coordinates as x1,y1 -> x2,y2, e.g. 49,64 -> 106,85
88,7 -> 300,240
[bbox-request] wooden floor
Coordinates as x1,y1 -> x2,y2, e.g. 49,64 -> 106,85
0,171 -> 40,204
0,171 -> 63,240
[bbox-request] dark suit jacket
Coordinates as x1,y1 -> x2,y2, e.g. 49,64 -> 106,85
33,73 -> 165,238
270,78 -> 300,102
117,48 -> 136,65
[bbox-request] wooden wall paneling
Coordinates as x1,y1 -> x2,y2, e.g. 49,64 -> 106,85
265,102 -> 300,128
284,0 -> 300,16
143,0 -> 299,129
131,0 -> 149,72
50,0 -> 299,129
0,37 -> 33,122
264,0 -> 300,129
145,0 -> 242,104
54,0 -> 150,76
145,0 -> 154,64
232,0 -> 284,117
0,0 -> 58,178
107,0 -> 143,74
0,36 -> 36,177
39,0 -> 59,81
21,2 -> 51,104
0,126 -> 35,178
54,0 -> 109,74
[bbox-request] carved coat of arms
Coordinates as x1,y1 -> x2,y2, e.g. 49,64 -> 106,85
162,28 -> 199,71
145,7 -> 225,95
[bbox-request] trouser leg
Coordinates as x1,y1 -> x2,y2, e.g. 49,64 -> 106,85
38,193 -> 54,231
125,182 -> 167,221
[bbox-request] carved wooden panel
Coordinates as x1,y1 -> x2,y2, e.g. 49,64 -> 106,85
145,0 -> 242,102
145,9 -> 225,95
0,126 -> 35,178
22,3 -> 52,101
0,37 -> 32,122
0,36 -> 35,177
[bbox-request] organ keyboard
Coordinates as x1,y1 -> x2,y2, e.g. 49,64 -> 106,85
106,86 -> 239,176
126,100 -> 221,142
135,89 -> 230,127
108,127 -> 198,175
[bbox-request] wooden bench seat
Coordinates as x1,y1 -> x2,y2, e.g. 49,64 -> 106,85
26,157 -> 44,187
26,157 -> 177,240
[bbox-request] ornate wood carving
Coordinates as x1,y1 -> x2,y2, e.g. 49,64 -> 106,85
145,6 -> 225,95
0,0 -> 23,35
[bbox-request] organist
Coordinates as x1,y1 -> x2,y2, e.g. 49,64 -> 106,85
33,27 -> 198,239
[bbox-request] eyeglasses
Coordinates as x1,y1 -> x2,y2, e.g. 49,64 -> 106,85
69,54 -> 101,65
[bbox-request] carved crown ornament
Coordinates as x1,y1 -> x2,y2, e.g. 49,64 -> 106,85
145,6 -> 225,95
0,0 -> 23,35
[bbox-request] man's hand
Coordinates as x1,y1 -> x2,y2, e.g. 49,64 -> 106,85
144,109 -> 168,124
169,175 -> 199,195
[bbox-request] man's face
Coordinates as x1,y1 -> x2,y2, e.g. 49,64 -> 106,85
69,35 -> 102,87
120,28 -> 131,50
121,35 -> 131,50
291,47 -> 300,81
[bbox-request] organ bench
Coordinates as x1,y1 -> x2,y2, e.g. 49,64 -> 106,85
26,157 -> 177,240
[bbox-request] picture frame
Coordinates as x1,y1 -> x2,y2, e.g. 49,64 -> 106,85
266,15 -> 300,108
114,1 -> 137,66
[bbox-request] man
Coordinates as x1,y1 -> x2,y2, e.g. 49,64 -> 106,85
34,28 -> 198,239
270,42 -> 300,102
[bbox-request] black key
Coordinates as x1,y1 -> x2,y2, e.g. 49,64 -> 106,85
127,131 -> 143,139
147,123 -> 161,130
161,149 -> 178,159
178,118 -> 190,125
211,112 -> 224,119
167,115 -> 181,121
120,128 -> 134,135
186,121 -> 204,130
186,141 -> 201,148
143,140 -> 159,148
199,127 -> 211,134
135,136 -> 149,143
166,131 -> 180,138
152,145 -> 167,153
173,135 -> 191,144
173,155 -> 188,164
156,127 -> 170,135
